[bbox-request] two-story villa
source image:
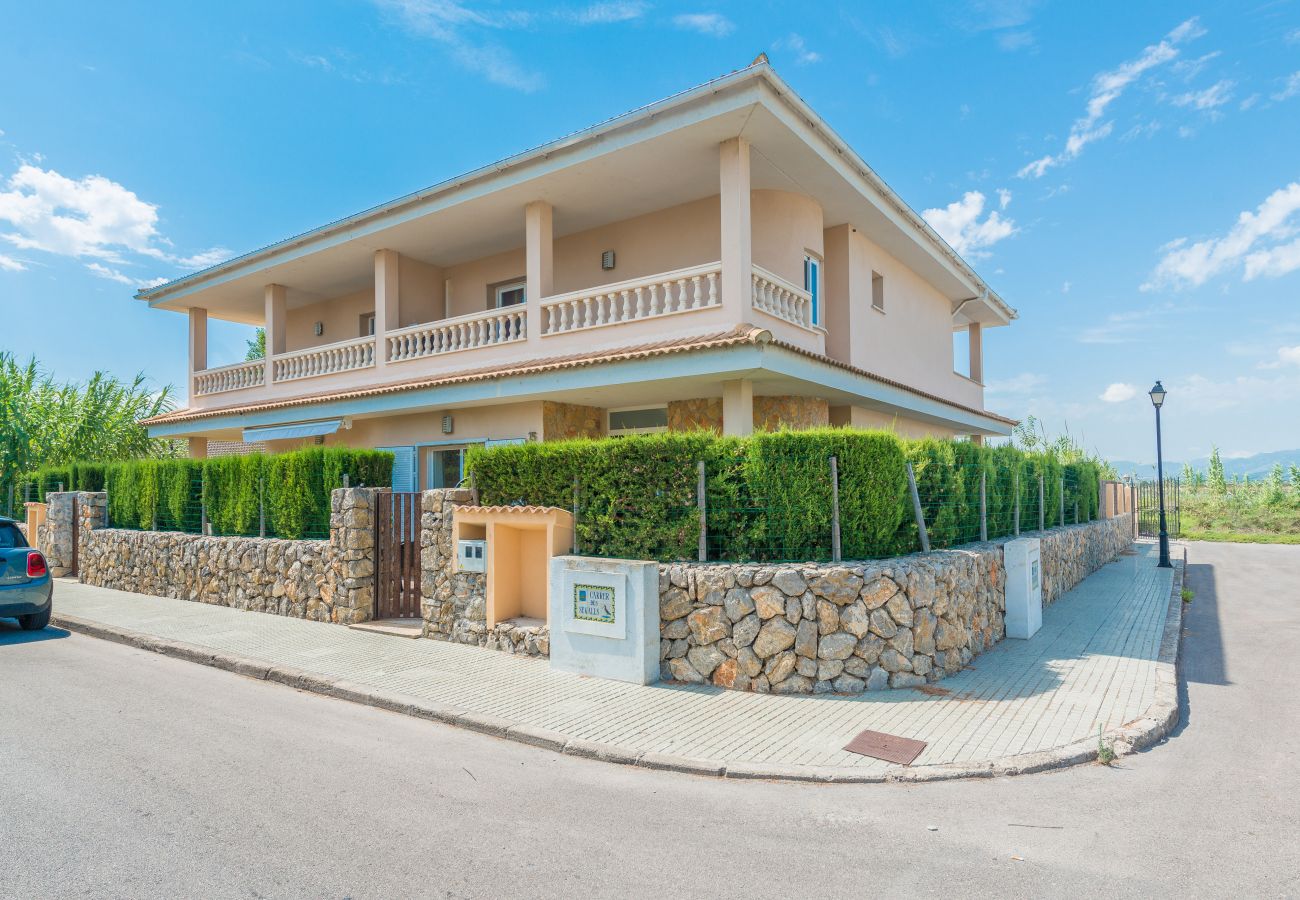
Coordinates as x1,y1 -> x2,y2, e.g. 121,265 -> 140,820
140,59 -> 1017,491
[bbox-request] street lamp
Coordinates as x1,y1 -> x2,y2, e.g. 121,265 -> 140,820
1149,381 -> 1172,568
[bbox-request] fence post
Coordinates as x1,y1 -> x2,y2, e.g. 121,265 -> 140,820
979,469 -> 988,542
1013,470 -> 1021,536
829,455 -> 842,563
1038,475 -> 1045,531
1058,477 -> 1065,527
469,471 -> 480,506
572,475 -> 580,554
1075,499 -> 1080,524
906,462 -> 931,553
258,476 -> 266,538
697,460 -> 707,563
342,473 -> 350,489
200,468 -> 208,537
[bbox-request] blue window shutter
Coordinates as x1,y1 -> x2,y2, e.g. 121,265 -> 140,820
378,446 -> 417,491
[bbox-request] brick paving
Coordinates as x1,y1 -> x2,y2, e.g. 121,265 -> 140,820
49,543 -> 1172,773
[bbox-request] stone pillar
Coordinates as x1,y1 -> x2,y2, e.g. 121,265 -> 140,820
264,284 -> 287,387
968,321 -> 983,383
420,488 -> 480,641
722,378 -> 754,437
374,249 -> 400,367
188,307 -> 207,400
525,201 -> 553,347
328,487 -> 377,623
37,491 -> 105,579
720,137 -> 753,323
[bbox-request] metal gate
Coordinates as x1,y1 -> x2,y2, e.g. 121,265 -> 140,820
374,491 -> 422,619
1136,477 -> 1180,538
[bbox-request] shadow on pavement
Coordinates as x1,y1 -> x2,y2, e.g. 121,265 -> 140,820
1182,562 -> 1229,686
0,620 -> 71,645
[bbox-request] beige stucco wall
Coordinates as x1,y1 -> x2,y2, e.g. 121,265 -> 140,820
751,190 -> 824,288
828,405 -> 960,440
824,227 -> 982,411
285,287 -> 374,351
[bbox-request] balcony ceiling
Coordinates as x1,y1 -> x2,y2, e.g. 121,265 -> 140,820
147,68 -> 1009,327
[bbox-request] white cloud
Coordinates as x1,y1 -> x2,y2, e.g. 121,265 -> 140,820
1287,28 -> 1300,45
1144,182 -> 1300,289
921,190 -> 1017,258
1018,18 -> 1202,179
996,30 -> 1035,51
0,161 -> 230,281
1078,307 -> 1166,344
1171,50 -> 1221,81
372,0 -> 543,91
569,1 -> 647,24
1278,346 -> 1300,366
85,262 -> 136,285
1273,71 -> 1300,103
997,187 -> 1012,209
672,13 -> 734,37
1100,382 -> 1137,403
775,33 -> 820,65
1240,93 -> 1260,111
0,253 -> 24,272
1171,78 -> 1234,110
1062,280 -> 1071,293
985,372 -> 1046,395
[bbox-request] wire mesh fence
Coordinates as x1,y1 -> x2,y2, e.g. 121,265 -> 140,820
569,453 -> 1102,564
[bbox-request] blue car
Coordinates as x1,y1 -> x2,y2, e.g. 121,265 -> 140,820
0,516 -> 52,631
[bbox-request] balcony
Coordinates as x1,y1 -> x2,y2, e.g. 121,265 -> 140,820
189,263 -> 820,400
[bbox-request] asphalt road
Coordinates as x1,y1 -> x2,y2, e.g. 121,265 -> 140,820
1,542 -> 1297,899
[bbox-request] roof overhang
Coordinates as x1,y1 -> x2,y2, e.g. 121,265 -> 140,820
136,63 -> 1015,327
145,329 -> 1015,441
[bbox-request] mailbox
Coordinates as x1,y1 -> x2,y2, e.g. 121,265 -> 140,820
458,539 -> 487,573
1004,537 -> 1042,639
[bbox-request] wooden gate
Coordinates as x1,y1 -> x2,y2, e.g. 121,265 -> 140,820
374,491 -> 422,619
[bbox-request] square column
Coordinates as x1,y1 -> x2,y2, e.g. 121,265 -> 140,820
187,307 -> 207,401
968,321 -> 984,383
722,378 -> 753,437
525,201 -> 553,345
719,137 -> 753,322
375,249 -> 400,367
264,284 -> 286,386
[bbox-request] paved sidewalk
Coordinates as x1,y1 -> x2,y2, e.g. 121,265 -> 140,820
48,543 -> 1178,780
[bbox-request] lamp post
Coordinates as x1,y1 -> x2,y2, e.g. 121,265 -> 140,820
1149,381 -> 1172,568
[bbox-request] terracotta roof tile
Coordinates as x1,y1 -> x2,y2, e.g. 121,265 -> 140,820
144,324 -> 1016,429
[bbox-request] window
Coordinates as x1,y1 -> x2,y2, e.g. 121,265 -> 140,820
494,280 -> 526,308
0,523 -> 27,549
427,447 -> 466,490
362,313 -> 376,336
803,255 -> 821,326
871,271 -> 885,312
608,406 -> 669,436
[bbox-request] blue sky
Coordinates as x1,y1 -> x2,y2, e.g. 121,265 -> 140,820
2,0 -> 1299,463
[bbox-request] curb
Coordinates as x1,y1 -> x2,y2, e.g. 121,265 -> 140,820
51,552 -> 1185,785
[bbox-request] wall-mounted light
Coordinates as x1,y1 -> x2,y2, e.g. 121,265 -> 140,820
601,250 -> 615,271
442,415 -> 454,434
314,321 -> 324,336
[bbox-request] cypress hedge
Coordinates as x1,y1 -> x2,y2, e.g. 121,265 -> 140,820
467,428 -> 1105,563
71,447 -> 394,540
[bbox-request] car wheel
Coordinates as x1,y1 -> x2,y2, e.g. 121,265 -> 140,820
18,606 -> 51,631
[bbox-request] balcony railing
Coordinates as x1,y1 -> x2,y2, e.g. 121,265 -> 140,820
387,306 -> 527,363
272,335 -> 376,383
752,266 -> 812,329
541,262 -> 721,336
193,359 -> 265,396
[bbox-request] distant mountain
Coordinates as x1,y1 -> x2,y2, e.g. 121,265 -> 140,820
1108,449 -> 1300,481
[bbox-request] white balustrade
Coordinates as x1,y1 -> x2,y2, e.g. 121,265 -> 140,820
193,359 -> 266,396
387,307 -> 527,362
272,336 -> 375,382
751,266 -> 812,328
541,263 -> 721,336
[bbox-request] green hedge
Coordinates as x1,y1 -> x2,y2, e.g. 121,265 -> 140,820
86,447 -> 392,540
15,463 -> 107,503
468,429 -> 1105,562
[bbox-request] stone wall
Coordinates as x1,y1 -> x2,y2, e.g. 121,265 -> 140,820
753,396 -> 830,431
667,398 -> 723,433
542,401 -> 606,440
77,488 -> 378,624
419,488 -> 547,657
657,513 -> 1134,694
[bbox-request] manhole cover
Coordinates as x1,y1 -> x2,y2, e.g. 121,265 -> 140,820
843,729 -> 927,765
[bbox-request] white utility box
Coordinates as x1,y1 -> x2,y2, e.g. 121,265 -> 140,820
457,539 -> 487,573
1004,537 -> 1043,639
548,556 -> 659,685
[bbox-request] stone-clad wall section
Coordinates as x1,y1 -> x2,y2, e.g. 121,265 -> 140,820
658,513 -> 1134,694
76,488 -> 378,624
419,488 -> 546,657
542,401 -> 606,440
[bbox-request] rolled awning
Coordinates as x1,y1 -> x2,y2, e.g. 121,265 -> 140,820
242,419 -> 342,442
